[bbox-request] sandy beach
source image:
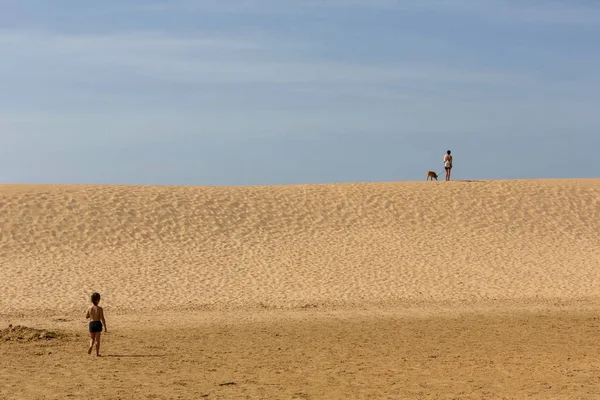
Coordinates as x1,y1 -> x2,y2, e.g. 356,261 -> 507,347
1,179 -> 599,399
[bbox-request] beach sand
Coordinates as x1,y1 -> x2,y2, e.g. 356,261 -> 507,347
1,179 -> 599,399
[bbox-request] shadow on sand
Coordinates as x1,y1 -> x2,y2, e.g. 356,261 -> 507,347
105,354 -> 166,358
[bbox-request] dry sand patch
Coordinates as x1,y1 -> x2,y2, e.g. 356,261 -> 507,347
2,310 -> 600,399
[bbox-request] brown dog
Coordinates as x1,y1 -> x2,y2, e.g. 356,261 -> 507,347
426,171 -> 439,181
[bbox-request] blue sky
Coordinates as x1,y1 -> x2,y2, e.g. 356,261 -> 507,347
1,0 -> 599,185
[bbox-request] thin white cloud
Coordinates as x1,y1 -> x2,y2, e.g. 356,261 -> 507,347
434,0 -> 600,25
0,30 -> 260,52
137,0 -> 600,25
0,30 -> 528,87
1,26 -> 597,147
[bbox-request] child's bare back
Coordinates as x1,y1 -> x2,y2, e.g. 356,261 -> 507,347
87,304 -> 103,321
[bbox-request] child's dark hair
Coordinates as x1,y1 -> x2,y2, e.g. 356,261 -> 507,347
91,292 -> 101,305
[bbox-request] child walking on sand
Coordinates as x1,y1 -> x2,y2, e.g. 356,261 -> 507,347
86,292 -> 107,356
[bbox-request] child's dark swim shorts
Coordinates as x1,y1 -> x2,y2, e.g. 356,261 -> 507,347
89,321 -> 103,333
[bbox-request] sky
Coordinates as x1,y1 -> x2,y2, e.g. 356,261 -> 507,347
1,0 -> 599,185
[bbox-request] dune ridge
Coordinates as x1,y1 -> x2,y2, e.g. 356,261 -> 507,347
1,179 -> 599,315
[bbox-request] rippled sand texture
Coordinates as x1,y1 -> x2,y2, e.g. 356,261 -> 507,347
1,179 -> 599,315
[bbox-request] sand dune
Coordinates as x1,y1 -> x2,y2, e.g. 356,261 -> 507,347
1,179 -> 598,315
3,179 -> 600,399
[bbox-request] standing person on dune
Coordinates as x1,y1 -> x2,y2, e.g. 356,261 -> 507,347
444,150 -> 453,181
